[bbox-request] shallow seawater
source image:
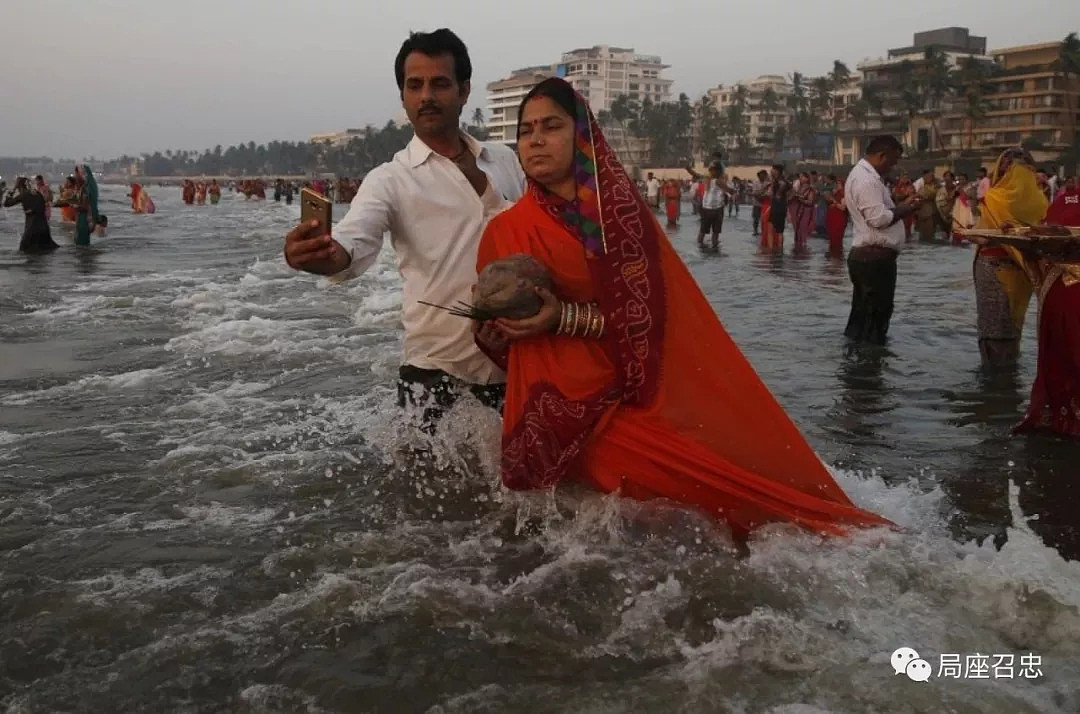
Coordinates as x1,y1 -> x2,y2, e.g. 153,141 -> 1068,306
1,188 -> 1078,713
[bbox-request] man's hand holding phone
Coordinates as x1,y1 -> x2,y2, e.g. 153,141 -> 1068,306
284,219 -> 350,275
284,188 -> 350,275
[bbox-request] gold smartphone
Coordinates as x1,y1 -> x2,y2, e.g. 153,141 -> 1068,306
300,187 -> 333,236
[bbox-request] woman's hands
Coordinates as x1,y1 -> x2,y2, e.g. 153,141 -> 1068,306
474,320 -> 509,352
493,287 -> 562,341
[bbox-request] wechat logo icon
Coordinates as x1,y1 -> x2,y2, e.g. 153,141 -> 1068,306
891,647 -> 932,682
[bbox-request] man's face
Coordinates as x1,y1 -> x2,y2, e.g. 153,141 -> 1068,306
874,148 -> 901,174
401,51 -> 468,137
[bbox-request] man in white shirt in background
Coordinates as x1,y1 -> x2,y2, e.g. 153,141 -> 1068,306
646,172 -> 661,211
283,29 -> 525,426
843,135 -> 923,345
750,169 -> 769,236
697,165 -> 728,252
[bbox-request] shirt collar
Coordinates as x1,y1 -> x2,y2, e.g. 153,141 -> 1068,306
406,132 -> 487,168
857,158 -> 884,181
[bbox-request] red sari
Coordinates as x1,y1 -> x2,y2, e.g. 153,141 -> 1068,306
759,193 -> 782,252
663,180 -> 681,225
825,185 -> 848,254
1016,186 -> 1080,438
477,81 -> 890,537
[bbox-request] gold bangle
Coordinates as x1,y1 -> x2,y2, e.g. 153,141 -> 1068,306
566,302 -> 577,337
576,303 -> 588,337
557,302 -> 568,335
589,309 -> 603,338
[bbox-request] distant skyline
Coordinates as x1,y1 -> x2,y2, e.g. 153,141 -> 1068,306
2,0 -> 1078,159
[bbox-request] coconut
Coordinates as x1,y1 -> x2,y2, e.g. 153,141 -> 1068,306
472,254 -> 554,320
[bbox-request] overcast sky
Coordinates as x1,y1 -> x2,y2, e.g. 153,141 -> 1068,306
2,0 -> 1077,159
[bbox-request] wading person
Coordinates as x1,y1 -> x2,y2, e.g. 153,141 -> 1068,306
473,78 -> 890,538
842,135 -> 921,345
282,29 -> 525,426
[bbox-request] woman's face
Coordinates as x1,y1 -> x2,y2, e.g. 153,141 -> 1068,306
517,95 -> 575,188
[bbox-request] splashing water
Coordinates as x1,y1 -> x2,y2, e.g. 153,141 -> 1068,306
1,188 -> 1077,712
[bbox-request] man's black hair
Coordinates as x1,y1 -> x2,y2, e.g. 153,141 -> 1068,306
864,135 -> 903,155
394,29 -> 472,91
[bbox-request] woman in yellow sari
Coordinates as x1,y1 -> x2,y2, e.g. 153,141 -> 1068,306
473,78 -> 889,539
973,148 -> 1049,368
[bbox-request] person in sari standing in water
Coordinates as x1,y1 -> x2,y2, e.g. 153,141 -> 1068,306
129,183 -> 156,214
951,173 -> 977,244
762,164 -> 789,252
973,148 -> 1049,368
3,177 -> 59,253
69,165 -> 99,247
824,175 -> 848,256
57,176 -> 78,225
662,178 -> 681,227
892,172 -> 915,239
914,169 -> 940,241
792,171 -> 817,248
182,180 -> 196,205
473,78 -> 890,538
34,176 -> 52,223
195,181 -> 207,205
970,174 -> 1080,437
209,179 -> 221,205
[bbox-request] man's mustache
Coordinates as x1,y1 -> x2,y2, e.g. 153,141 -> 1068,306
418,104 -> 442,115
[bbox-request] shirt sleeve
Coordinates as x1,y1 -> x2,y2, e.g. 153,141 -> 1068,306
327,168 -> 394,283
851,174 -> 894,229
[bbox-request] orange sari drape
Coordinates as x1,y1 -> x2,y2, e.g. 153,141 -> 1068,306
759,197 -> 782,252
479,193 -> 889,536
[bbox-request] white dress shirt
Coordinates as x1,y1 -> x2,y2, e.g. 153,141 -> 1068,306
646,178 -> 660,198
844,159 -> 905,251
701,178 -> 725,211
329,133 -> 525,384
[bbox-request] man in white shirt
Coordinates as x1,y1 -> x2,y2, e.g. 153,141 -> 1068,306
646,172 -> 661,210
750,169 -> 769,236
842,135 -> 922,344
283,29 -> 525,424
697,166 -> 728,251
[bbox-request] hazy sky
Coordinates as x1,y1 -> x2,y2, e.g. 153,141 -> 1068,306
3,0 -> 1077,158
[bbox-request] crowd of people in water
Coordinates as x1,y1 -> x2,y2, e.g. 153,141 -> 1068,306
2,166 -> 106,251
1,171 -> 369,250
6,28 -> 1079,542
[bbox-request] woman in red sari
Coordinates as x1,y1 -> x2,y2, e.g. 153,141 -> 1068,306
825,177 -> 847,256
663,179 -> 681,227
474,78 -> 889,537
1014,176 -> 1080,438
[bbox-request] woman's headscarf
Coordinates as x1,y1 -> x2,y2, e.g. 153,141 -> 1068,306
76,164 -> 100,223
978,148 -> 1048,229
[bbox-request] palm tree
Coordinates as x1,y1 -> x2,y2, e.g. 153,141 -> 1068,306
920,47 -> 953,151
609,93 -> 641,165
1054,32 -> 1080,171
950,56 -> 993,151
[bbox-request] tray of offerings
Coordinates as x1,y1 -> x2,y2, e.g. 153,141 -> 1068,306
961,226 -> 1080,257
